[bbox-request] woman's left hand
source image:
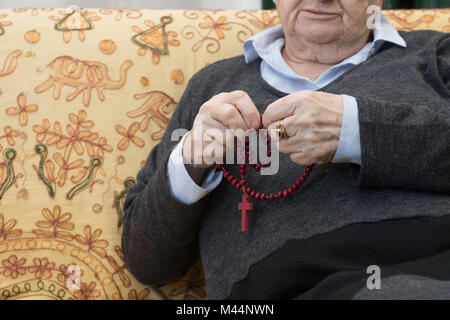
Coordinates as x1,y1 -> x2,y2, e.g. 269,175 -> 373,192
262,90 -> 344,166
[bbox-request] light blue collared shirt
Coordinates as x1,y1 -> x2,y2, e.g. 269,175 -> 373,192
243,13 -> 406,164
167,13 -> 407,205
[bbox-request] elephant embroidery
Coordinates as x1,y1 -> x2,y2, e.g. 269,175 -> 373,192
34,56 -> 133,107
127,91 -> 177,141
0,49 -> 22,95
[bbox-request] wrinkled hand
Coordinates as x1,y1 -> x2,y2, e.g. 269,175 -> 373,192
183,90 -> 261,168
262,91 -> 343,166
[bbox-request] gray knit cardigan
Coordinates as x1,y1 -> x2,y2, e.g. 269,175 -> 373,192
122,30 -> 450,300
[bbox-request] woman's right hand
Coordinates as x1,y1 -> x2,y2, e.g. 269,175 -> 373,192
183,90 -> 261,168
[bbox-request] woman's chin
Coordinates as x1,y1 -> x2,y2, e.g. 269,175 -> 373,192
296,25 -> 342,44
300,32 -> 341,44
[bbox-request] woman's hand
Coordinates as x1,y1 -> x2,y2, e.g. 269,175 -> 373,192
262,90 -> 343,166
183,90 -> 261,168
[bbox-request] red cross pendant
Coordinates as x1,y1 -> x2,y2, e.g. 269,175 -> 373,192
238,195 -> 253,232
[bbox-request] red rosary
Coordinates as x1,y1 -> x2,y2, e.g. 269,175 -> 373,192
215,127 -> 314,232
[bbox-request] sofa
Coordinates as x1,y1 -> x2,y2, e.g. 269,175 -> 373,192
0,7 -> 448,300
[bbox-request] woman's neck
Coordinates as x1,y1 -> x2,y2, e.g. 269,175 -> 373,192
281,31 -> 371,82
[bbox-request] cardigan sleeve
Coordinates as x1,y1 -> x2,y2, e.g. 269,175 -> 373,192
437,35 -> 450,90
354,35 -> 450,194
121,72 -> 213,286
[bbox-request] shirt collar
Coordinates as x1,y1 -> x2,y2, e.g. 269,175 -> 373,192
243,12 -> 406,64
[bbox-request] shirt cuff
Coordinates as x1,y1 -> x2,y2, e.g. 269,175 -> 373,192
168,132 -> 223,205
332,95 -> 362,165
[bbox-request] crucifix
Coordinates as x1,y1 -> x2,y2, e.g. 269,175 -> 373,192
216,124 -> 314,232
238,195 -> 253,232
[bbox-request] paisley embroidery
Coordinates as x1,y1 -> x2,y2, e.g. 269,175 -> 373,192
114,177 -> 136,228
34,144 -> 55,198
0,49 -> 22,95
66,157 -> 102,200
0,149 -> 17,202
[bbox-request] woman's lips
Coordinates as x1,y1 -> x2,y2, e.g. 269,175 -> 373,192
302,9 -> 341,19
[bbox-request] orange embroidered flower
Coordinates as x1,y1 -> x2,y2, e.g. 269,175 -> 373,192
33,205 -> 74,241
53,152 -> 85,187
1,255 -> 26,279
69,110 -> 94,129
27,257 -> 56,279
168,267 -> 206,299
96,137 -> 113,160
74,281 -> 101,300
199,16 -> 232,39
115,122 -> 145,151
33,112 -> 112,161
99,8 -> 142,21
104,245 -> 131,288
33,119 -> 51,143
248,11 -> 280,29
74,225 -> 109,258
128,288 -> 151,300
5,93 -> 39,126
45,123 -> 63,147
1,126 -> 20,146
0,213 -> 23,240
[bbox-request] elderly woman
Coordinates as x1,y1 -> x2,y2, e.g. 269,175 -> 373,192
122,0 -> 450,300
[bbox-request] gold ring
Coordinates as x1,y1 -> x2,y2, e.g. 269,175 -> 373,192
276,120 -> 289,140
